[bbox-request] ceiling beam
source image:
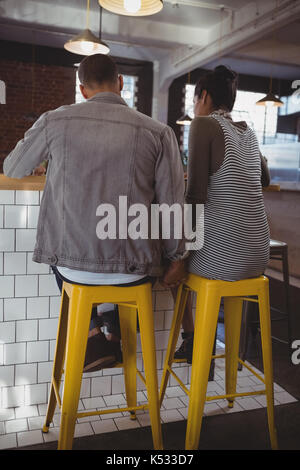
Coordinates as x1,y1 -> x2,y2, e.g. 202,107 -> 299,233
158,0 -> 300,90
0,0 -> 209,49
164,0 -> 236,12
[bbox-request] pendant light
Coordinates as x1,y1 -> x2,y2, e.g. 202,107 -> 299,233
176,114 -> 192,125
64,0 -> 109,56
256,90 -> 283,108
98,0 -> 163,16
176,72 -> 193,126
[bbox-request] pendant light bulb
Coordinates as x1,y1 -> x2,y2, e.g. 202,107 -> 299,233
265,100 -> 275,108
80,41 -> 95,54
124,0 -> 141,13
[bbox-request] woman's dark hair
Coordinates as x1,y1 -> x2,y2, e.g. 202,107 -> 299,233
194,65 -> 238,112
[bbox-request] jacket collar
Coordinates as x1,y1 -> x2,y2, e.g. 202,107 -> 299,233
88,92 -> 128,107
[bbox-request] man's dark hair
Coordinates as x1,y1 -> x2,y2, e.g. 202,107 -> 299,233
194,65 -> 238,112
78,54 -> 118,88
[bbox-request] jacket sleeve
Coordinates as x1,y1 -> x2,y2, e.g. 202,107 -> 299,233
260,152 -> 271,187
3,112 -> 50,178
154,126 -> 187,261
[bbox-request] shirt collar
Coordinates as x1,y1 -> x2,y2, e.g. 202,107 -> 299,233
88,92 -> 128,107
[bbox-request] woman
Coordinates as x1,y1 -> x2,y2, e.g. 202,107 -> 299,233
163,65 -> 271,362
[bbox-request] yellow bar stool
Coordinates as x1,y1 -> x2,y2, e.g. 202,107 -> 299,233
159,273 -> 278,450
42,281 -> 163,450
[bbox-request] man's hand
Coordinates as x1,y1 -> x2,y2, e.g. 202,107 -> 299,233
160,259 -> 188,288
32,164 -> 46,176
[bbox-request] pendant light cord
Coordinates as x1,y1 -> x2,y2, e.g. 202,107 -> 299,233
31,40 -> 35,112
99,4 -> 103,40
86,0 -> 90,29
269,0 -> 279,93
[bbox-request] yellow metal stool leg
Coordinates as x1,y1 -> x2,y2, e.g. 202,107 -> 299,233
58,287 -> 92,450
137,284 -> 163,450
118,305 -> 138,420
224,296 -> 243,408
43,288 -> 69,432
258,280 -> 278,450
159,284 -> 189,406
185,287 -> 221,450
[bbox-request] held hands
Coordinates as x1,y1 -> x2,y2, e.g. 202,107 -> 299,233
32,165 -> 46,176
160,259 -> 188,288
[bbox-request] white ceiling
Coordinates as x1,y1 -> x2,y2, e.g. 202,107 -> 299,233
1,0 -> 300,83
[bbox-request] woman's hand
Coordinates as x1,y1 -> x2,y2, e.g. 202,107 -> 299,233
160,259 -> 188,288
32,165 -> 46,176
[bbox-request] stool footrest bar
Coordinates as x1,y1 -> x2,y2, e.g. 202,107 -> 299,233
52,378 -> 62,409
167,366 -> 190,396
137,369 -> 146,385
206,389 -> 266,401
237,297 -> 259,303
237,359 -> 266,384
77,404 -> 149,419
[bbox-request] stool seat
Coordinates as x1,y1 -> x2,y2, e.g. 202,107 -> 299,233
160,273 -> 278,450
270,239 -> 287,248
42,281 -> 163,450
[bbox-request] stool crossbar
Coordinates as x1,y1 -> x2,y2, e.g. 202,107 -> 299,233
42,281 -> 163,450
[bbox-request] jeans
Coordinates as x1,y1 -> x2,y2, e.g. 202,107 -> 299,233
51,266 -> 156,329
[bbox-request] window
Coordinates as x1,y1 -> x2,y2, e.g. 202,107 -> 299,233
182,84 -> 195,161
182,85 -> 300,185
0,80 -> 6,104
75,72 -> 137,108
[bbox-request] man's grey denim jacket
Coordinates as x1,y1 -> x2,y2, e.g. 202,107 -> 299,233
4,92 -> 186,276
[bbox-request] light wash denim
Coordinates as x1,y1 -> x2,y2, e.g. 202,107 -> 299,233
4,92 -> 186,276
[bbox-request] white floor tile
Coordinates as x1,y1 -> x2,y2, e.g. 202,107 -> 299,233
15,405 -> 39,419
165,386 -> 186,398
204,402 -> 225,416
274,391 -> 298,404
177,407 -> 189,419
103,394 -> 127,407
42,427 -> 60,443
74,422 -> 94,438
0,408 -> 15,421
0,422 -> 5,435
136,413 -> 152,427
82,397 -> 106,410
17,429 -> 44,447
0,433 -> 17,449
114,416 -> 141,431
6,418 -> 28,434
236,397 -> 263,410
91,419 -> 118,434
28,416 -> 48,431
160,409 -> 184,423
162,397 -> 186,410
218,400 -> 245,414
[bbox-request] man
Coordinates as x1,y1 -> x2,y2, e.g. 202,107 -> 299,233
4,54 -> 187,366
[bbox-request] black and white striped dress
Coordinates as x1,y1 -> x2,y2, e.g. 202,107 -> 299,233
188,111 -> 270,282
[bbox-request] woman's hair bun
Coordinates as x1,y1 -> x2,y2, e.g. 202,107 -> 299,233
214,65 -> 237,81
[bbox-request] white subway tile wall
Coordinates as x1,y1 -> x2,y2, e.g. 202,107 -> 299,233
0,189 -> 297,449
0,190 -> 190,439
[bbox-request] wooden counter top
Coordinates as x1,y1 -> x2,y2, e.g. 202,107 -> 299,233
263,184 -> 280,192
0,174 -> 280,193
0,174 -> 46,191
